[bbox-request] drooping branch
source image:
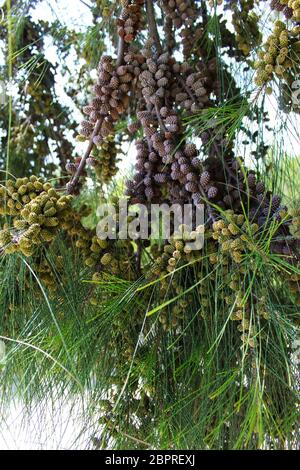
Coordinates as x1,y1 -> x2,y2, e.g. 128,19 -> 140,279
146,0 -> 163,56
66,36 -> 125,195
66,118 -> 103,194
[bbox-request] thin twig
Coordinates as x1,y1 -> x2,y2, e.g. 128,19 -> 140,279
79,0 -> 93,9
177,75 -> 195,102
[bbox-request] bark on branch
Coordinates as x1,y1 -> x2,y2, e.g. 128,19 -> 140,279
146,0 -> 163,56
